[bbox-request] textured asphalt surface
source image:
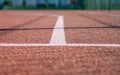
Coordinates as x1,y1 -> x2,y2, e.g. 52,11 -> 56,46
0,10 -> 120,75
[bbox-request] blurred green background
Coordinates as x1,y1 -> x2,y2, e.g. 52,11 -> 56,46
0,0 -> 120,10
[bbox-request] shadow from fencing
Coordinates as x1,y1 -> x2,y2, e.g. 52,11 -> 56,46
0,26 -> 120,31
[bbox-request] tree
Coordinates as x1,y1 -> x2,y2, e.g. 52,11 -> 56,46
45,0 -> 49,8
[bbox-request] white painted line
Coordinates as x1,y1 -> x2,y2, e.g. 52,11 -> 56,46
7,13 -> 59,17
79,12 -> 120,17
50,16 -> 66,44
101,13 -> 120,17
0,43 -> 120,47
100,13 -> 120,17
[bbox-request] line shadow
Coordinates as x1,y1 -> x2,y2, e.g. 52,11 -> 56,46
0,26 -> 120,31
73,12 -> 120,27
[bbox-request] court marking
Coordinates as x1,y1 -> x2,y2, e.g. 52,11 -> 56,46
0,12 -> 120,47
6,12 -> 59,17
50,16 -> 66,44
0,43 -> 120,47
77,11 -> 120,17
101,13 -> 120,17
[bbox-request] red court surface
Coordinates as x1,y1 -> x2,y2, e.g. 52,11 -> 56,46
0,10 -> 120,75
0,11 -> 57,43
0,47 -> 120,75
64,11 -> 120,44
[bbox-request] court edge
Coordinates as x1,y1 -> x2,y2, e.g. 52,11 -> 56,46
0,43 -> 120,47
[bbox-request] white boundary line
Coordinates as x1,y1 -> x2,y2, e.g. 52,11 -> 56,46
100,13 -> 120,17
78,12 -> 120,17
0,43 -> 120,47
50,16 -> 66,44
1,13 -> 120,47
6,12 -> 59,17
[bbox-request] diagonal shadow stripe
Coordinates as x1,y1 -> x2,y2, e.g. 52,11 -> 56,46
73,11 -> 120,27
0,11 -> 57,34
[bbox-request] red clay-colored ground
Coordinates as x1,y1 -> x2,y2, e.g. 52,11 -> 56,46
0,10 -> 120,75
0,11 -> 57,43
64,11 -> 120,44
0,47 -> 120,75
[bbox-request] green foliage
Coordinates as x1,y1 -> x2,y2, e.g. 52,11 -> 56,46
3,0 -> 11,6
2,0 -> 120,10
45,0 -> 49,8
